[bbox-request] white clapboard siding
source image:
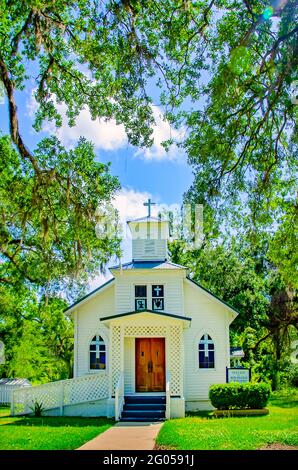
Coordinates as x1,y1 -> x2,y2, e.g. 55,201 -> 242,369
183,280 -> 231,401
114,270 -> 185,315
132,239 -> 167,261
75,283 -> 115,377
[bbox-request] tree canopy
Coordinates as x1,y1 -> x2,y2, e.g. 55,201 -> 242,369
0,0 -> 296,383
0,135 -> 120,291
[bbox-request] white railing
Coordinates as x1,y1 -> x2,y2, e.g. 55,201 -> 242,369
115,371 -> 124,421
11,373 -> 109,416
166,371 -> 171,420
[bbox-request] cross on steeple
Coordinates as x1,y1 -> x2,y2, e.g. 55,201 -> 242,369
143,198 -> 156,217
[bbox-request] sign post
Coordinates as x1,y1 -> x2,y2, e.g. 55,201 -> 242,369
226,367 -> 251,383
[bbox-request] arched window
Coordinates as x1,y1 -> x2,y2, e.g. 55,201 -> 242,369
199,334 -> 215,368
89,335 -> 106,370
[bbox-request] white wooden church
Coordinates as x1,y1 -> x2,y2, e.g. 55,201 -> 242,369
12,201 -> 239,421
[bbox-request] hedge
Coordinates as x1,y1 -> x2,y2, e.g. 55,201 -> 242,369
209,383 -> 271,410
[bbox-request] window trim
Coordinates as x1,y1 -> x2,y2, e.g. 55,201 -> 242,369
88,332 -> 108,373
132,283 -> 166,312
152,284 -> 165,312
198,333 -> 215,369
134,284 -> 148,311
193,330 -> 217,372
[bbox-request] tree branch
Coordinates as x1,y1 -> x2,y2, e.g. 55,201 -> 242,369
11,11 -> 34,55
0,55 -> 41,175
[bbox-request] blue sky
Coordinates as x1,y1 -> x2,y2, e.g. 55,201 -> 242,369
0,76 -> 194,288
0,84 -> 193,205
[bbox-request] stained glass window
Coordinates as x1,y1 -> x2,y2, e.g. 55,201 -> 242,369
89,335 -> 106,370
199,334 -> 215,368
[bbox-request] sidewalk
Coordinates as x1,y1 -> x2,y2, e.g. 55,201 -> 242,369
77,421 -> 163,450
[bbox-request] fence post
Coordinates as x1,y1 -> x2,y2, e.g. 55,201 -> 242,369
10,388 -> 15,416
59,382 -> 64,416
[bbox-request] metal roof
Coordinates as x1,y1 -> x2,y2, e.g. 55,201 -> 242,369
230,347 -> 245,357
110,260 -> 187,270
0,378 -> 31,387
100,309 -> 191,323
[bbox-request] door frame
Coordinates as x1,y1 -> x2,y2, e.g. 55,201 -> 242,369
135,337 -> 166,393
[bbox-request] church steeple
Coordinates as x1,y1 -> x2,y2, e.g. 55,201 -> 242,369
127,200 -> 169,261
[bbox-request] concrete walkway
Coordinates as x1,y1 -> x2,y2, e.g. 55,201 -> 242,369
77,422 -> 163,450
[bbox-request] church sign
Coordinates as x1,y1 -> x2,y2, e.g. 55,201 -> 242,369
226,367 -> 251,383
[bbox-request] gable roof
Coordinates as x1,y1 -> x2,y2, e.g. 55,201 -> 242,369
64,268 -> 240,318
185,277 -> 240,317
64,277 -> 115,314
110,260 -> 187,270
100,309 -> 191,323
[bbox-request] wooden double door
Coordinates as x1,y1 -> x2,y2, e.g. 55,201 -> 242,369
135,338 -> 165,392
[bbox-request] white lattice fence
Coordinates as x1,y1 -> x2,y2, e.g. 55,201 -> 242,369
111,325 -> 121,395
12,373 -> 108,416
169,325 -> 183,396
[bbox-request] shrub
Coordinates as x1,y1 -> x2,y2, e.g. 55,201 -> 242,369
29,400 -> 45,417
209,382 -> 271,410
285,364 -> 298,388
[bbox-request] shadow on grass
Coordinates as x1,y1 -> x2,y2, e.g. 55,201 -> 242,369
2,416 -> 115,428
185,410 -> 270,419
269,399 -> 298,408
185,411 -> 213,419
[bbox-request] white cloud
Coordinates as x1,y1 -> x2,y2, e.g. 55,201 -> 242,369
90,187 -> 157,289
112,187 -> 158,225
135,106 -> 186,163
27,92 -> 185,161
88,270 -> 113,291
112,187 -> 159,259
54,107 -> 128,151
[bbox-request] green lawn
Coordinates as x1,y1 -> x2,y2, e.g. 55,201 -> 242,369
156,394 -> 298,450
0,407 -> 114,450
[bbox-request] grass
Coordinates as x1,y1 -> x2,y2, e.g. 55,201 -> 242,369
156,393 -> 298,450
0,406 -> 114,450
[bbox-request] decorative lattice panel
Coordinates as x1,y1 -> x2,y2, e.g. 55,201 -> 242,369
64,374 -> 109,405
12,374 -> 109,416
124,325 -> 167,337
111,325 -> 121,395
169,325 -> 183,396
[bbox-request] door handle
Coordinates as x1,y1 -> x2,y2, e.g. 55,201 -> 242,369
148,361 -> 153,373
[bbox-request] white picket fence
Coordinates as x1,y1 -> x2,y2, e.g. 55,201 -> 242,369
11,373 -> 109,416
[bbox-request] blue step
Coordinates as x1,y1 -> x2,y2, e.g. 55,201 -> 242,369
120,395 -> 166,422
124,403 -> 166,411
122,409 -> 165,419
124,396 -> 166,405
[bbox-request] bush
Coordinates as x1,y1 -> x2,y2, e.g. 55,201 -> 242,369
285,364 -> 298,388
29,401 -> 45,417
209,383 -> 271,410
